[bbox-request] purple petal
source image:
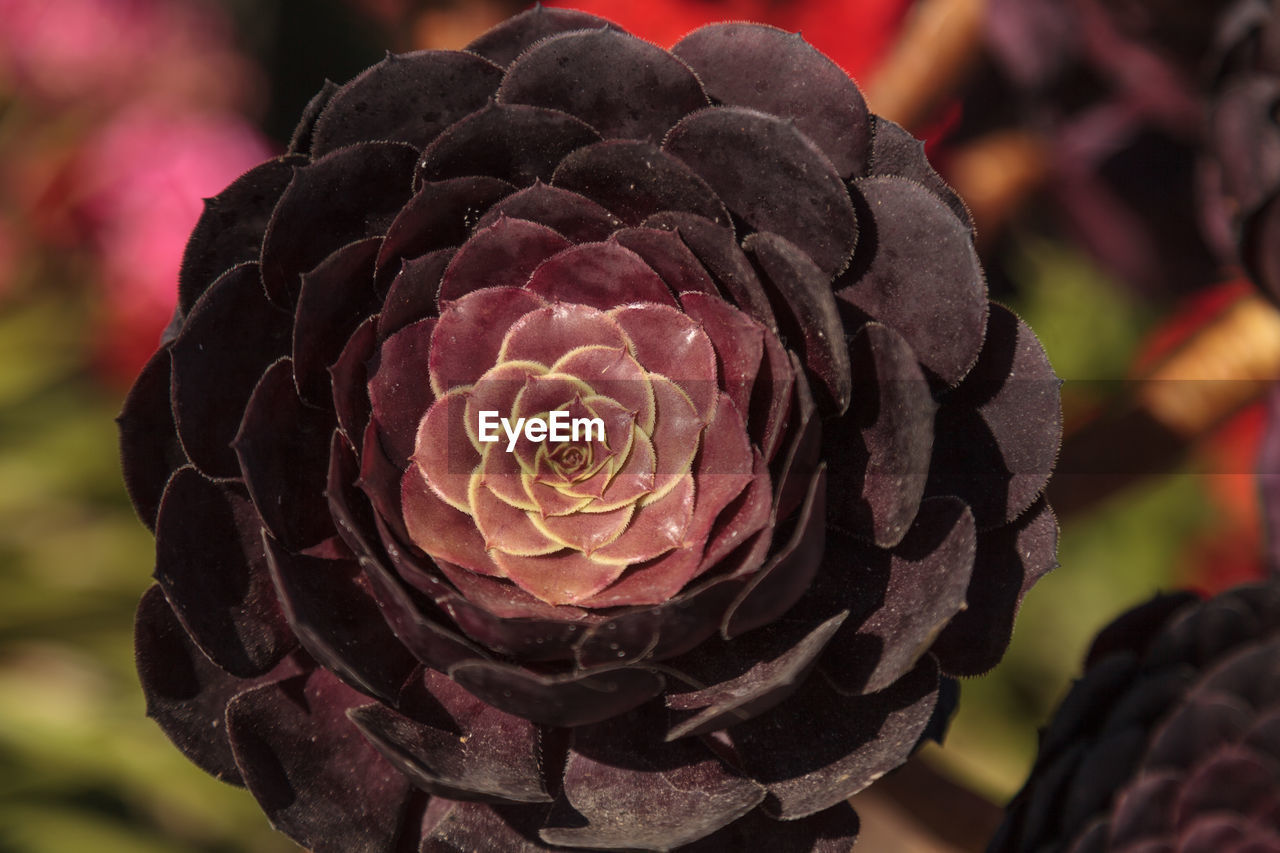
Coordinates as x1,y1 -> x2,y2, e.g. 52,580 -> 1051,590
118,347 -> 186,530
287,80 -> 338,157
679,803 -> 860,853
419,102 -> 600,187
614,227 -> 719,298
135,585 -> 304,786
261,141 -> 417,307
154,468 -> 295,677
448,659 -> 664,727
171,263 -> 291,479
552,140 -> 730,227
375,177 -> 512,286
680,291 -> 766,415
573,574 -> 748,668
840,176 -> 986,385
645,211 -> 779,333
330,317 -> 377,445
349,668 -> 550,803
439,216 -> 571,301
819,498 -> 976,694
926,305 -> 1061,528
867,116 -> 972,228
1212,75 -> 1280,217
499,29 -> 707,143
179,157 -> 301,312
745,231 -> 852,412
730,657 -> 939,819
377,250 -> 453,342
673,23 -> 870,179
825,322 -> 936,548
473,181 -> 622,243
665,106 -> 858,276
429,287 -> 545,394
611,303 -> 718,417
226,669 -> 415,853
665,611 -> 848,739
929,499 -> 1058,676
465,6 -> 618,68
541,703 -> 765,849
262,536 -> 417,704
293,238 -> 381,408
233,359 -> 335,550
526,242 -> 676,309
310,50 -> 503,156
723,464 -> 826,638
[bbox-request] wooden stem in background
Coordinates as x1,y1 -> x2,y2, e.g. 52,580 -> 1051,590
866,0 -> 987,132
1049,292 -> 1280,519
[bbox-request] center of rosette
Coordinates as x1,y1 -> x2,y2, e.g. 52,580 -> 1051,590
404,294 -> 726,606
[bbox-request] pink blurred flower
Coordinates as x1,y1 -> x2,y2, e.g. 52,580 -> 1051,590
0,0 -> 257,111
74,106 -> 272,382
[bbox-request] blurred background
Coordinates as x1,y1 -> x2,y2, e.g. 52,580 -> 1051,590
0,1 -> 1274,850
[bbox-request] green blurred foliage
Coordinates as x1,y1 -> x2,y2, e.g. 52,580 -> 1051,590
0,296 -> 294,853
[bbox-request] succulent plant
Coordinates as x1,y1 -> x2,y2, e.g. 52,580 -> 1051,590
120,8 -> 1062,850
990,582 -> 1280,853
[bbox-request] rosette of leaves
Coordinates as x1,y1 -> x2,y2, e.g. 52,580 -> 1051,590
1207,0 -> 1280,302
120,8 -> 1061,851
989,582 -> 1280,852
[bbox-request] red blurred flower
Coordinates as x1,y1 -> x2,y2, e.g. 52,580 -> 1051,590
543,0 -> 913,80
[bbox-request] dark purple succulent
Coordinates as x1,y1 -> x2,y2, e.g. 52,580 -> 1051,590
121,8 -> 1062,851
989,583 -> 1280,853
1207,0 -> 1280,303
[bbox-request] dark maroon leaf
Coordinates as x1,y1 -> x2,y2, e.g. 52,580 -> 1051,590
665,106 -> 858,276
330,317 -> 377,444
473,181 -> 622,242
350,667 -> 550,803
311,51 -> 503,156
867,116 -> 971,228
448,660 -> 664,728
377,250 -> 453,342
500,28 -> 707,142
227,669 -> 416,853
232,359 -> 335,550
293,238 -> 382,408
438,217 -> 571,300
261,142 -> 418,307
673,23 -> 870,178
179,157 -> 302,312
730,657 -> 939,819
825,322 -> 936,548
930,499 -> 1058,675
367,318 -> 436,467
465,6 -> 617,68
154,468 -> 295,677
926,305 -> 1061,529
135,585 -> 304,786
820,498 -> 975,694
118,347 -> 186,530
262,536 -> 417,705
745,231 -> 852,412
840,176 -> 986,385
375,176 -> 513,285
170,263 -> 292,479
419,102 -> 600,187
553,140 -> 730,227
540,703 -> 765,849
288,79 -> 338,156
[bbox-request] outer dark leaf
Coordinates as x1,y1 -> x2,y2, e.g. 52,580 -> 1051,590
227,669 -> 416,853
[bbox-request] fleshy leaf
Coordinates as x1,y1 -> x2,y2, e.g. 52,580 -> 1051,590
500,28 -> 708,142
